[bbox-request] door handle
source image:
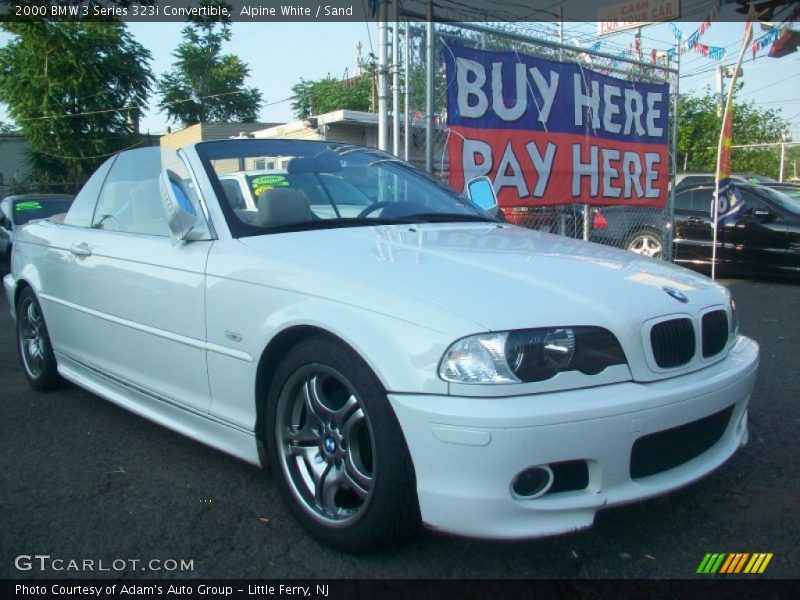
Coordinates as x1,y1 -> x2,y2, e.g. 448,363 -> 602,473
686,217 -> 703,224
70,243 -> 92,257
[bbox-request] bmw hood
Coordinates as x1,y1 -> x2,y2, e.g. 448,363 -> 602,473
237,222 -> 728,337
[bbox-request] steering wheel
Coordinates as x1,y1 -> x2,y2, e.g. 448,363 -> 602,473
357,201 -> 393,219
93,201 -> 129,230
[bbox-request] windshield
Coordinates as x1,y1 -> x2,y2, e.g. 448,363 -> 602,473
743,174 -> 778,184
758,186 -> 800,214
771,186 -> 800,203
13,197 -> 74,225
196,140 -> 494,237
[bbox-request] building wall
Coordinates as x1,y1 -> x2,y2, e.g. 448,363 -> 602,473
160,122 -> 281,149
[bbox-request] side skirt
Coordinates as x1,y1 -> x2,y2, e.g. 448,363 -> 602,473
56,352 -> 264,468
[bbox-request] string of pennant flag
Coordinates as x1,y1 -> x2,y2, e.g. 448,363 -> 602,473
668,0 -> 726,62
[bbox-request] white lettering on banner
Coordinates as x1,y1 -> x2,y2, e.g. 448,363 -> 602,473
573,145 -> 599,196
528,67 -> 559,124
458,137 -> 663,201
455,59 -> 563,125
456,58 -> 488,118
623,90 -> 646,136
602,85 -> 622,134
602,149 -> 622,198
492,62 -> 528,121
622,153 -> 645,197
574,75 -> 601,130
644,153 -> 661,198
461,139 -> 493,186
646,92 -> 664,136
525,141 -> 557,197
495,142 -> 529,196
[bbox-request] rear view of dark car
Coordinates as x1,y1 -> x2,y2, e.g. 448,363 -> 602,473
673,183 -> 800,277
0,194 -> 75,269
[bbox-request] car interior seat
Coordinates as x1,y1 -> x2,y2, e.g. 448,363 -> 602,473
256,188 -> 312,228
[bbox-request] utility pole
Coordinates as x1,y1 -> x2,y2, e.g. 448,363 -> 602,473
425,0 -> 434,173
392,0 -> 400,157
667,44 -> 681,262
378,1 -> 388,152
404,20 -> 411,162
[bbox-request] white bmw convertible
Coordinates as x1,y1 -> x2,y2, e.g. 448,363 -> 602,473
4,140 -> 759,551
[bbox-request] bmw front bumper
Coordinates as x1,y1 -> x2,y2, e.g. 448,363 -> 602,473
388,335 -> 759,539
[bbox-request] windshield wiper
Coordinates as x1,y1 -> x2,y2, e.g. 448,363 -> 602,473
247,217 -> 417,236
401,213 -> 497,223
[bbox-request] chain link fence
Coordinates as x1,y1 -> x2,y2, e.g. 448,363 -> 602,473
397,20 -> 679,261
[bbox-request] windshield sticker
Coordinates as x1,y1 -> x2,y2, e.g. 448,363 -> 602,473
15,201 -> 43,212
251,175 -> 289,197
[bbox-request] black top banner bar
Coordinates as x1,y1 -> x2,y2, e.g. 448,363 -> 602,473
0,0 -> 792,23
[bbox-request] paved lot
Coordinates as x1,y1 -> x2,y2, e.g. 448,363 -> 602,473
1,274 -> 798,579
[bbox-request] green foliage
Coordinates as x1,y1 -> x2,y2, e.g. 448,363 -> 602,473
158,21 -> 262,126
291,72 -> 374,119
0,22 -> 153,186
677,86 -> 790,178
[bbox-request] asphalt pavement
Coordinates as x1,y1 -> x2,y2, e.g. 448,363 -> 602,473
1,274 -> 798,579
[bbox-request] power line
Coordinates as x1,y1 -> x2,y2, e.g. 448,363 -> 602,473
13,92 -> 293,124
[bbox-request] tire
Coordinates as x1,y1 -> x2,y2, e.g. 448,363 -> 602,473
265,336 -> 420,552
626,229 -> 663,259
16,287 -> 62,391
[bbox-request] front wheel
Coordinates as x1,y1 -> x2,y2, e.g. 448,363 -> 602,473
626,230 -> 663,259
266,337 -> 420,551
16,287 -> 62,391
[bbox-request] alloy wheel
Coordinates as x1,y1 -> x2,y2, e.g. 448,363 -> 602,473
275,364 -> 376,527
19,298 -> 45,379
628,233 -> 663,259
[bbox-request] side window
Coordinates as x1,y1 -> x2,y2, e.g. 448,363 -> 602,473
692,189 -> 714,214
740,191 -> 766,215
91,147 -> 198,237
674,190 -> 693,211
64,155 -> 117,228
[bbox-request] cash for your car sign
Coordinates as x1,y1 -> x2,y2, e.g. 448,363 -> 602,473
444,43 -> 670,208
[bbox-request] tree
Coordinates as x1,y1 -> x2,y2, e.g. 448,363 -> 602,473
158,22 -> 262,126
291,73 -> 374,119
0,22 -> 153,186
677,86 -> 790,178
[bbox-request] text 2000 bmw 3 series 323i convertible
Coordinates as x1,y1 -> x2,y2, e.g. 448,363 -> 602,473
4,140 -> 759,551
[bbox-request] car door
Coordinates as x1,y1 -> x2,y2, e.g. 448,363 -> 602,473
62,146 -> 214,413
673,187 -> 718,265
723,189 -> 788,272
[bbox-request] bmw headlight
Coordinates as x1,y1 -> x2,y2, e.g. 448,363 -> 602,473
439,327 -> 627,384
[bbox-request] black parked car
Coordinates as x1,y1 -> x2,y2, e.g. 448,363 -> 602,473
0,194 -> 75,269
760,182 -> 800,203
589,205 -> 668,258
673,183 -> 800,277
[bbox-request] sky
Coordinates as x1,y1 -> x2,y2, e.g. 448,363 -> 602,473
2,19 -> 799,139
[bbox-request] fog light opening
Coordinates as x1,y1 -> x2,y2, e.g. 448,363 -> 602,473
511,465 -> 554,499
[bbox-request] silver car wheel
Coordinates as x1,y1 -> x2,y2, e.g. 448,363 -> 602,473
19,298 -> 46,379
275,364 -> 376,527
628,233 -> 663,259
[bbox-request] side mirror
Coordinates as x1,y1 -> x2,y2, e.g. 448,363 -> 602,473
752,208 -> 775,222
159,170 -> 200,243
467,176 -> 500,217
0,216 -> 8,229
